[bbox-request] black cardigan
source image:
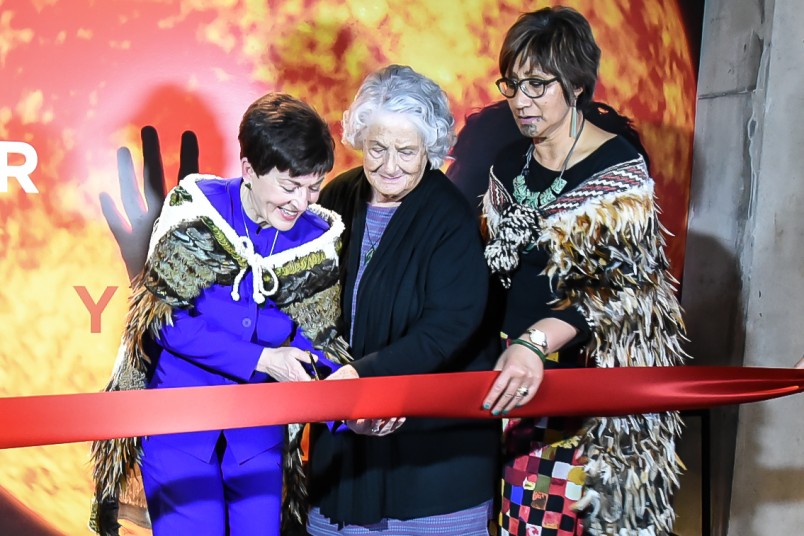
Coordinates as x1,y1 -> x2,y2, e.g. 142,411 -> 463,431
309,166 -> 499,524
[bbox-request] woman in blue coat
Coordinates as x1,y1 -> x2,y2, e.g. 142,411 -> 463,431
91,93 -> 347,535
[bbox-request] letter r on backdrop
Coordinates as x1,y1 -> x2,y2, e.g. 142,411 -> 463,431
0,141 -> 39,193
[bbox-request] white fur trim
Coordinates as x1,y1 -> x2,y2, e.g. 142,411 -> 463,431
148,174 -> 344,304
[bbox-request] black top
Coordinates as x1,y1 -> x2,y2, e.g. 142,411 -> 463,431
310,166 -> 499,524
491,135 -> 639,366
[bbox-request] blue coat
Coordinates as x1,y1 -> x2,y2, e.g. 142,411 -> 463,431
146,177 -> 337,463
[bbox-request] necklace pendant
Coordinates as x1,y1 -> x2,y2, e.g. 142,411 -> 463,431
364,246 -> 375,264
513,174 -> 539,207
551,175 -> 567,194
539,189 -> 556,207
512,174 -> 527,200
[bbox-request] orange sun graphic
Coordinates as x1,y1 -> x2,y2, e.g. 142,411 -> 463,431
0,1 -> 699,533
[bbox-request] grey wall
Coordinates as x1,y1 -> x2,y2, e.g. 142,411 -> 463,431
728,0 -> 804,532
682,0 -> 804,533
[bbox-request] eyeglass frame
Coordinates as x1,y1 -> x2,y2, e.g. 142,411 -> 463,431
495,76 -> 559,99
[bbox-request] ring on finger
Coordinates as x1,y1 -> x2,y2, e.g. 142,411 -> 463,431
516,386 -> 529,397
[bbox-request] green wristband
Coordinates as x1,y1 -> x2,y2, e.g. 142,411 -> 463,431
510,338 -> 547,362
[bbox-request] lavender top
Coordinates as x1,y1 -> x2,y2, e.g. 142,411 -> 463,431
350,203 -> 398,341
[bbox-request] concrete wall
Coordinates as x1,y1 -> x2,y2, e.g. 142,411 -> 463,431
682,0 -> 804,533
728,0 -> 804,532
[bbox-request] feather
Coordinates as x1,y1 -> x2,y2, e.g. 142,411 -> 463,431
90,180 -> 349,535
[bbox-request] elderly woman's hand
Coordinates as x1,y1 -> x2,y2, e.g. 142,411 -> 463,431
325,366 -> 406,435
256,347 -> 315,382
326,364 -> 360,381
483,344 -> 544,415
346,417 -> 406,436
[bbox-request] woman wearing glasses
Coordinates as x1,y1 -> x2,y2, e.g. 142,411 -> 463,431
481,7 -> 687,536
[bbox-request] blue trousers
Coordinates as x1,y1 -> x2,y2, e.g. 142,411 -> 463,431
141,433 -> 282,535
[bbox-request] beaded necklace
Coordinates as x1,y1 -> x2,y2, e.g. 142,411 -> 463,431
512,118 -> 585,208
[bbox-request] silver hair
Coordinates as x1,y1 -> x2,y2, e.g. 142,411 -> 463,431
341,64 -> 456,169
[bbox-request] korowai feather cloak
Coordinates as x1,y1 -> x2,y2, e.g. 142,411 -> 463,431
89,174 -> 350,536
483,156 -> 688,536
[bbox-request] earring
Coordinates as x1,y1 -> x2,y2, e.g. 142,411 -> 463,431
570,99 -> 578,138
245,182 -> 252,190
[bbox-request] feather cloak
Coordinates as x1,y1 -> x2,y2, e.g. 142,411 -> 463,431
89,174 -> 350,535
483,157 -> 688,536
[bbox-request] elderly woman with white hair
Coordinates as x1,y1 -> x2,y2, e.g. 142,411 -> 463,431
307,64 -> 499,535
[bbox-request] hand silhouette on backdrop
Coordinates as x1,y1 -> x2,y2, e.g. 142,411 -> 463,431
100,126 -> 200,280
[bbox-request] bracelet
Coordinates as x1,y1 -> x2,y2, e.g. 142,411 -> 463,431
510,338 -> 547,362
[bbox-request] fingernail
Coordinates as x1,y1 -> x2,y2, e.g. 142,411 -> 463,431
492,410 -> 500,416
502,409 -> 510,415
483,403 -> 490,410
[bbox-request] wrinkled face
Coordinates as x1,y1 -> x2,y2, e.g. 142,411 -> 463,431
241,160 -> 323,231
362,113 -> 428,203
505,56 -> 578,140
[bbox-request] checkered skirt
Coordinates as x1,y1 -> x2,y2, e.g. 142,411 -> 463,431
499,416 -> 587,536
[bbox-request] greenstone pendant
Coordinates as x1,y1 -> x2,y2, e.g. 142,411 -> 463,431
551,175 -> 567,194
513,174 -> 540,207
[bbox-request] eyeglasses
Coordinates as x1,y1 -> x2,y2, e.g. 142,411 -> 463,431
495,77 -> 558,99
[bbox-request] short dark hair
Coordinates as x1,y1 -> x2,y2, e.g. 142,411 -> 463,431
238,93 -> 335,177
499,7 -> 600,111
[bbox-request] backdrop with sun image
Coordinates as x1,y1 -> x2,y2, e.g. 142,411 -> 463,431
0,1 -> 700,532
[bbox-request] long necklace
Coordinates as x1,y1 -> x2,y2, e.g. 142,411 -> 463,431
512,117 -> 586,208
241,188 -> 279,256
363,219 -> 379,264
362,204 -> 397,264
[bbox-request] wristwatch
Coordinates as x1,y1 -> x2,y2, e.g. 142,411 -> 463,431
525,328 -> 548,350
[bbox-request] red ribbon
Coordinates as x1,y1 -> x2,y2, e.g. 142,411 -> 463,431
1,367 -> 802,449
